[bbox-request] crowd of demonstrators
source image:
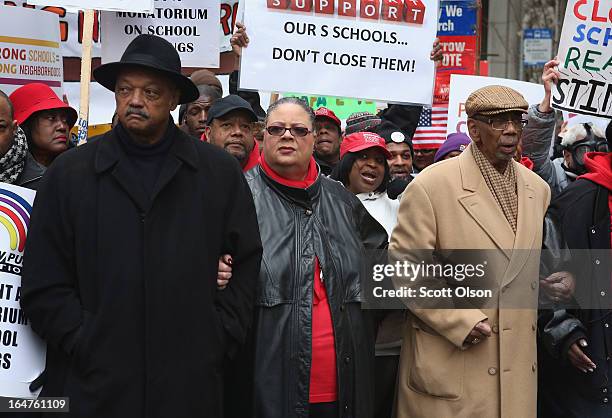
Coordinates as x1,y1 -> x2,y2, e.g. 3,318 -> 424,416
391,85 -> 551,417
3,15 -> 612,418
9,83 -> 76,168
205,94 -> 260,172
19,34 -> 262,418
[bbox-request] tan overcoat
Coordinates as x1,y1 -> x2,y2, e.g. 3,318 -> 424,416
389,145 -> 550,418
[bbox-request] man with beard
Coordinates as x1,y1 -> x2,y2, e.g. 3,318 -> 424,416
313,107 -> 342,176
205,94 -> 260,172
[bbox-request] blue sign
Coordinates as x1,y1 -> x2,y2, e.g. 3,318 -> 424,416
524,28 -> 553,40
523,28 -> 553,66
437,0 -> 478,36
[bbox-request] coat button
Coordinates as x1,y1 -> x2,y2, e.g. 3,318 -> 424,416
604,397 -> 609,404
488,367 -> 497,375
305,209 -> 312,216
592,229 -> 596,234
344,356 -> 351,364
595,259 -> 601,265
344,405 -> 349,411
532,323 -> 537,331
602,291 -> 607,297
340,304 -> 345,312
531,281 -> 537,290
605,323 -> 610,328
492,325 -> 499,334
603,388 -> 608,393
532,363 -> 537,372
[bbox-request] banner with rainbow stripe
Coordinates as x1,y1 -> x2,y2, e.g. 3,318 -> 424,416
0,183 -> 45,399
0,6 -> 64,97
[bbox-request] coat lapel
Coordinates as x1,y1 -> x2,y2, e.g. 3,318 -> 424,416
501,169 -> 539,287
457,146 -> 514,258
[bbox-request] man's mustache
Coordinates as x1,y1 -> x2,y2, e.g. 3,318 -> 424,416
126,108 -> 149,119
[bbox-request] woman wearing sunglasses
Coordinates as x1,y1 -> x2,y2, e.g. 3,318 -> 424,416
238,97 -> 387,418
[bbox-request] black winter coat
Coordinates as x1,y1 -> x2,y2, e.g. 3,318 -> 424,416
539,178 -> 612,417
14,152 -> 45,191
243,166 -> 388,418
20,125 -> 263,418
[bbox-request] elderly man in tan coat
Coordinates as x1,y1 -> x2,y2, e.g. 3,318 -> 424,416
390,86 -> 550,418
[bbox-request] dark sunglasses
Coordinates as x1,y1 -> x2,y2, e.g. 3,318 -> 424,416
266,126 -> 311,137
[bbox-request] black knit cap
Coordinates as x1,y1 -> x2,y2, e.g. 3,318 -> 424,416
374,120 -> 413,151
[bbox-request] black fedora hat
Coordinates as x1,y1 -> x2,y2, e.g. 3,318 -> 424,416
94,34 -> 199,104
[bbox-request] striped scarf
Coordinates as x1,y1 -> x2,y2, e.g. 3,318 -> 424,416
0,127 -> 28,184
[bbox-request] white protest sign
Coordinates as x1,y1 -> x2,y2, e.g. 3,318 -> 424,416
0,6 -> 64,96
0,183 -> 45,399
27,0 -> 154,12
102,0 -> 221,68
447,74 -> 544,135
552,0 -> 611,119
220,0 -> 241,53
240,0 -> 438,105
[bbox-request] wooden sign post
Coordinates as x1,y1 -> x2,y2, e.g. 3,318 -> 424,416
76,9 -> 95,146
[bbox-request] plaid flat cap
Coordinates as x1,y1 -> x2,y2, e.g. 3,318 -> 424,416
465,85 -> 529,117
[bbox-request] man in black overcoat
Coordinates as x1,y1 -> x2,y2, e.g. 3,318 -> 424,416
20,34 -> 262,418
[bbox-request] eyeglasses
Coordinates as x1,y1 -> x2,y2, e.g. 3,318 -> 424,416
472,115 -> 528,131
266,125 -> 311,137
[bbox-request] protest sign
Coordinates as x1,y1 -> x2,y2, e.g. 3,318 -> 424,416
552,0 -> 611,119
447,74 -> 544,135
220,0 -> 241,52
102,0 -> 221,68
0,183 -> 45,399
6,0 -> 238,59
240,0 -> 439,105
2,1 -> 103,59
0,6 -> 63,96
27,0 -> 154,12
283,93 -> 377,119
434,0 -> 478,102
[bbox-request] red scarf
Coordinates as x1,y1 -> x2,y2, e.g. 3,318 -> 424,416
578,152 -> 612,262
260,153 -> 319,188
579,152 -> 612,191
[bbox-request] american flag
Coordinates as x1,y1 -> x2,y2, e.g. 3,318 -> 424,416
412,103 -> 449,149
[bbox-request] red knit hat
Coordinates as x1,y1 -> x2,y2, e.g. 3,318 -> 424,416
9,83 -> 77,128
340,132 -> 392,159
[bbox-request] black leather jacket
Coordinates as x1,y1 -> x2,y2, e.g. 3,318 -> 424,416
244,165 -> 388,418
